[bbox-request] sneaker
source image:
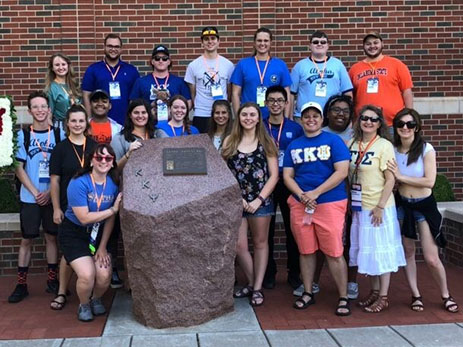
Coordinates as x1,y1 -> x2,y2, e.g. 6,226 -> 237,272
347,282 -> 359,300
8,284 -> 29,303
90,297 -> 106,316
293,284 -> 304,297
110,270 -> 123,289
78,303 -> 94,322
46,279 -> 59,294
312,282 -> 320,294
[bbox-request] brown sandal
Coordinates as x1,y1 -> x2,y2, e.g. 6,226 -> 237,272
364,295 -> 389,313
357,290 -> 379,307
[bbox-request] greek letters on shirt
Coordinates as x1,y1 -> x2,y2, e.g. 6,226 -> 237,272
306,67 -> 335,83
350,150 -> 375,165
202,72 -> 222,90
290,145 -> 332,164
355,68 -> 388,81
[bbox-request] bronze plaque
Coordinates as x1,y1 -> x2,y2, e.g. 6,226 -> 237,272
162,147 -> 207,175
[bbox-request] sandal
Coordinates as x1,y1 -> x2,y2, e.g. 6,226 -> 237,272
250,289 -> 264,307
357,290 -> 379,307
233,285 -> 253,298
293,291 -> 315,310
335,297 -> 351,316
50,294 -> 67,310
364,295 -> 389,313
411,296 -> 424,312
442,295 -> 459,313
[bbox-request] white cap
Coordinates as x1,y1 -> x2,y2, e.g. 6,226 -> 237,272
301,101 -> 323,118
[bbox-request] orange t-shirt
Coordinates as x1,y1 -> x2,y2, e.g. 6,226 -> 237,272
89,120 -> 112,144
349,55 -> 413,126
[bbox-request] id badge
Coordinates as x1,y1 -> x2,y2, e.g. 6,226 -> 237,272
256,86 -> 267,107
278,149 -> 285,168
89,222 -> 100,255
351,184 -> 362,211
150,84 -> 157,100
211,83 -> 224,100
109,81 -> 121,100
315,81 -> 327,97
367,78 -> 379,94
157,100 -> 168,122
38,159 -> 50,183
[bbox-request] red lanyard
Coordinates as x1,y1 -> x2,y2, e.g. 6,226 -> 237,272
169,122 -> 184,137
366,61 -> 378,75
58,84 -> 76,104
153,73 -> 169,90
355,135 -> 378,167
310,56 -> 327,79
71,137 -> 86,168
30,126 -> 50,160
268,118 -> 284,149
254,56 -> 270,85
202,55 -> 219,82
90,173 -> 107,211
104,61 -> 121,81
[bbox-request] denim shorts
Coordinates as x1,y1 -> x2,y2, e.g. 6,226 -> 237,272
243,201 -> 275,218
396,196 -> 427,222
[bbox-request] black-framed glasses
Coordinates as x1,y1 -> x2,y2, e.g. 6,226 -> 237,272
330,107 -> 350,115
311,40 -> 328,45
396,120 -> 417,129
153,56 -> 169,62
267,98 -> 286,105
105,44 -> 121,50
359,115 -> 380,123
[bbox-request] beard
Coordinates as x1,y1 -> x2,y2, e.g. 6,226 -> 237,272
364,46 -> 383,59
105,51 -> 120,62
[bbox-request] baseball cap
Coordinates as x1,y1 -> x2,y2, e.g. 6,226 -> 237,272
363,31 -> 383,43
301,101 -> 323,118
201,26 -> 219,39
152,44 -> 170,57
90,89 -> 109,101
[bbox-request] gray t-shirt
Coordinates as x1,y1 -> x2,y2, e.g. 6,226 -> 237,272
185,55 -> 234,118
110,129 -> 167,161
322,125 -> 353,143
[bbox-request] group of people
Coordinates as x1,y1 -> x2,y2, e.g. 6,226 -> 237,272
8,25 -> 458,323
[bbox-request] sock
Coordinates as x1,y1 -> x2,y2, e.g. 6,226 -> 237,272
47,263 -> 58,282
17,266 -> 28,285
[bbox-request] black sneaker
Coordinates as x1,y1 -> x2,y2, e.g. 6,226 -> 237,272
8,284 -> 29,303
110,270 -> 123,289
46,279 -> 59,294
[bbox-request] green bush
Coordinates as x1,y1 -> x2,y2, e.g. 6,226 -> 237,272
0,178 -> 19,213
433,174 -> 456,202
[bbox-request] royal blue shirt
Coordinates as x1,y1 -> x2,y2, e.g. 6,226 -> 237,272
157,121 -> 200,137
130,73 -> 191,104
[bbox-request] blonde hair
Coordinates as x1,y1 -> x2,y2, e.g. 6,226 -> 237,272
44,53 -> 81,99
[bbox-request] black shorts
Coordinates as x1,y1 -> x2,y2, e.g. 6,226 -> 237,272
192,116 -> 210,134
20,202 -> 58,239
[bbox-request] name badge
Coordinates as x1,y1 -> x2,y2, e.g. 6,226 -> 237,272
256,86 -> 267,107
211,83 -> 224,100
157,100 -> 168,122
38,159 -> 50,183
351,184 -> 362,211
315,81 -> 327,97
367,77 -> 379,94
278,149 -> 285,168
150,84 -> 157,100
89,222 -> 100,255
109,81 -> 121,100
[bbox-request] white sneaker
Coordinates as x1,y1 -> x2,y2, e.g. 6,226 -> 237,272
312,282 -> 320,294
347,282 -> 359,300
293,284 -> 304,297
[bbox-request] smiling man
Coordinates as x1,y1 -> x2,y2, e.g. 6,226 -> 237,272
349,31 -> 414,126
89,89 -> 121,145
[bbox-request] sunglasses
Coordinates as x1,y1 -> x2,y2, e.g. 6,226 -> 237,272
359,115 -> 380,123
312,40 -> 328,45
396,120 -> 417,129
153,56 -> 169,62
93,155 -> 114,163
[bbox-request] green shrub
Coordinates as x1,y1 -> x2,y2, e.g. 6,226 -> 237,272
433,174 -> 456,202
0,178 -> 19,213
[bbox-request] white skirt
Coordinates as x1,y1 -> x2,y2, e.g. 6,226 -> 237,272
349,205 -> 406,276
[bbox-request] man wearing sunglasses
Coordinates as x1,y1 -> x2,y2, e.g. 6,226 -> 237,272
82,33 -> 140,126
185,26 -> 234,133
130,45 -> 191,122
290,31 -> 353,122
349,31 -> 414,127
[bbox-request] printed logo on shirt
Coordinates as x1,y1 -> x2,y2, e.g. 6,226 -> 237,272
355,68 -> 388,81
350,150 -> 374,165
87,192 -> 116,204
286,132 -> 293,139
270,74 -> 278,84
306,68 -> 335,83
290,145 -> 332,164
27,140 -> 55,159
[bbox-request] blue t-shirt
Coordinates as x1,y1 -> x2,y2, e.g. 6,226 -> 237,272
129,73 -> 191,104
157,121 -> 200,137
15,128 -> 64,203
283,131 -> 350,203
65,173 -> 118,227
230,56 -> 292,119
290,56 -> 352,118
82,60 -> 140,125
264,118 -> 304,174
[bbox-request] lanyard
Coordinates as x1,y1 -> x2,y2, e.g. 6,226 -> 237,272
104,61 -> 121,81
366,60 -> 378,75
267,118 -> 284,149
71,137 -> 86,168
58,84 -> 75,104
153,73 -> 169,90
132,130 -> 148,140
352,135 -> 378,181
30,126 -> 51,161
89,173 -> 107,211
202,55 -> 219,82
169,122 -> 184,137
310,56 -> 327,79
254,56 -> 270,85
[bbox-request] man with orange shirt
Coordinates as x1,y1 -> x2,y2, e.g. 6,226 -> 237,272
89,89 -> 122,144
349,31 -> 414,126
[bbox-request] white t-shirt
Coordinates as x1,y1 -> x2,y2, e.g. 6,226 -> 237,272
395,142 -> 434,178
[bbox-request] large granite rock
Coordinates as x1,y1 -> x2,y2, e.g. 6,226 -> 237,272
120,134 -> 242,328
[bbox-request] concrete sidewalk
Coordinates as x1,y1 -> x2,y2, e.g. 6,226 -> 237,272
1,290 -> 463,347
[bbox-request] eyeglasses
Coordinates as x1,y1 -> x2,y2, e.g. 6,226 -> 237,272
359,115 -> 380,123
153,56 -> 169,62
30,105 -> 49,110
267,98 -> 286,105
93,155 -> 114,163
396,120 -> 417,129
330,107 -> 350,115
105,44 -> 121,50
311,40 -> 328,45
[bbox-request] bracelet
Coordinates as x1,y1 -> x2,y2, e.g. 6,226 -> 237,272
257,195 -> 266,204
110,206 -> 116,214
376,205 -> 384,210
125,152 -> 130,160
